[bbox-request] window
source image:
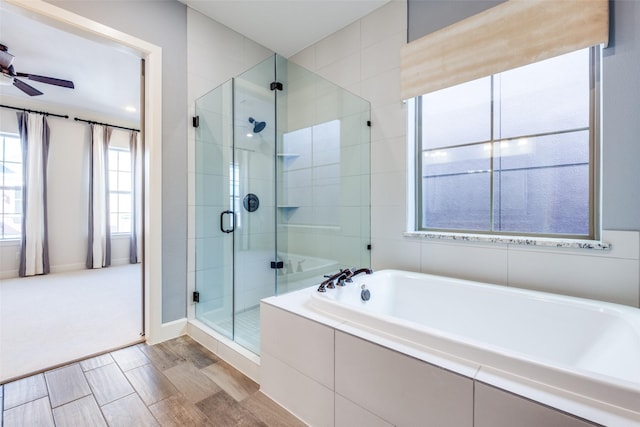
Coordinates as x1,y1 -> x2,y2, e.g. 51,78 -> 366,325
108,147 -> 132,234
0,134 -> 22,240
410,47 -> 599,239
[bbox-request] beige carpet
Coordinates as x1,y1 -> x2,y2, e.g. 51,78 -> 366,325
0,264 -> 142,383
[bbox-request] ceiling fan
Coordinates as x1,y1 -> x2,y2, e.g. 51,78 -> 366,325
0,43 -> 75,96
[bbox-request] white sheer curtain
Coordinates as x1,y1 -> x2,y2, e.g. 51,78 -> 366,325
129,130 -> 142,264
86,124 -> 112,269
17,112 -> 50,277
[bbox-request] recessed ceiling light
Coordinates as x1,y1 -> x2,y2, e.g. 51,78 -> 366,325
125,106 -> 137,112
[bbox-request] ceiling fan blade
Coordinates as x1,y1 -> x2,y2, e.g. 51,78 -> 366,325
13,78 -> 43,96
17,72 -> 75,89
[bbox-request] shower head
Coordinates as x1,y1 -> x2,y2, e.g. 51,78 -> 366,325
248,117 -> 266,133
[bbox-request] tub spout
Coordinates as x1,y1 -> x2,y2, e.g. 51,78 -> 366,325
344,268 -> 373,283
333,267 -> 374,287
351,267 -> 373,278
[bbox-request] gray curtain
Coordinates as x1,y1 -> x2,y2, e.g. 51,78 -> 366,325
86,124 -> 112,269
129,130 -> 142,264
16,112 -> 50,277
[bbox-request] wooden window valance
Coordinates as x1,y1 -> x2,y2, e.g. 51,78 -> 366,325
400,0 -> 609,100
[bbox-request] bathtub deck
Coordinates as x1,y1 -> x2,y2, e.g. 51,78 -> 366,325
262,271 -> 640,426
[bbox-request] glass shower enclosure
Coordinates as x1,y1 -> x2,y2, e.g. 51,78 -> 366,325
194,54 -> 370,355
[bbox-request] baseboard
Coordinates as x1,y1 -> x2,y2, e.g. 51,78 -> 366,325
2,262 -> 138,279
50,263 -> 86,273
146,318 -> 188,345
0,270 -> 19,280
0,260 -> 83,279
2,263 -> 86,278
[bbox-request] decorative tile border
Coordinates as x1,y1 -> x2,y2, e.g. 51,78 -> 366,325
403,231 -> 612,250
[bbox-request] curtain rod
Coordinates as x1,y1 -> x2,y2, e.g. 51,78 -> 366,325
74,117 -> 140,133
0,103 -> 69,119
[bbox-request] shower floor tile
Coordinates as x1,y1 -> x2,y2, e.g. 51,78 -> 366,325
210,306 -> 261,355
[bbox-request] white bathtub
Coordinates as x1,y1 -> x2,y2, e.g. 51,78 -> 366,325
307,269 -> 640,424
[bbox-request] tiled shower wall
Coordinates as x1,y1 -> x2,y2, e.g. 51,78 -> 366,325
281,121 -> 342,227
289,0 -> 640,308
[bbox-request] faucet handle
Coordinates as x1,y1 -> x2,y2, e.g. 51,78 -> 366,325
345,267 -> 356,283
336,268 -> 354,286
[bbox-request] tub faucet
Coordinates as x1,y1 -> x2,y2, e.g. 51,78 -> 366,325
338,267 -> 373,285
335,270 -> 351,286
352,267 -> 373,277
317,269 -> 350,292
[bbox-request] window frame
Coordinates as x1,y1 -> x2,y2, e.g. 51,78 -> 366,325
409,46 -> 602,241
108,146 -> 132,235
0,133 -> 23,241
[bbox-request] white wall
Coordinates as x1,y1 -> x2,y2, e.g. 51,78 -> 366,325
290,0 -> 640,308
0,96 -> 137,278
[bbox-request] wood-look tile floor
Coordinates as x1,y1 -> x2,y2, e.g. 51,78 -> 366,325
0,336 -> 305,427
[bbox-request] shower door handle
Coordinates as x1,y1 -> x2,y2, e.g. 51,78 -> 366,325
220,210 -> 235,233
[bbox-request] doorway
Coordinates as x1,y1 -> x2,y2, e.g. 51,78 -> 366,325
0,0 -> 162,382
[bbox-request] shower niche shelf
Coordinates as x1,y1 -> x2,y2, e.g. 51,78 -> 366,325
277,205 -> 299,222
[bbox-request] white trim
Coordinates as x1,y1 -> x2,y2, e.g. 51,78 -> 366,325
0,270 -> 18,280
188,319 -> 261,383
5,0 -> 164,344
155,318 -> 188,343
406,98 -> 416,232
49,262 -> 89,273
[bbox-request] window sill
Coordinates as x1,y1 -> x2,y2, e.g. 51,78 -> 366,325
0,238 -> 20,246
111,233 -> 131,239
403,231 -> 611,251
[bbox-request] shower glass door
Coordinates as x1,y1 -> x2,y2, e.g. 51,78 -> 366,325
194,80 -> 235,339
194,56 -> 276,355
194,54 -> 370,356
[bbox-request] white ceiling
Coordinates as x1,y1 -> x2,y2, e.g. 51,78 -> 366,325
181,0 -> 390,58
0,4 -> 140,124
0,0 -> 389,123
